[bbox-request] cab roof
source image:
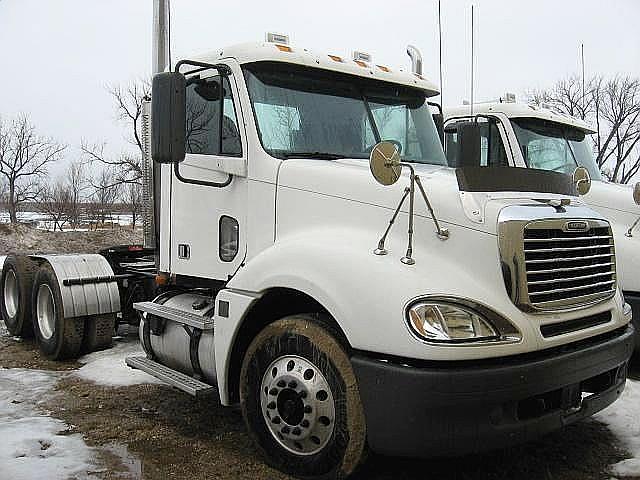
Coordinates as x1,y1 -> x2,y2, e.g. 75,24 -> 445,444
444,102 -> 596,134
189,41 -> 440,97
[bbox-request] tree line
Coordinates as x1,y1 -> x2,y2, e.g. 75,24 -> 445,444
528,74 -> 640,184
0,82 -> 148,231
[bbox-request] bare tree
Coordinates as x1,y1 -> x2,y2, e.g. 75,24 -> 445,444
81,80 -> 150,185
122,183 -> 142,229
38,181 -> 71,231
88,168 -> 121,229
528,75 -> 640,183
528,75 -> 594,121
0,115 -> 65,222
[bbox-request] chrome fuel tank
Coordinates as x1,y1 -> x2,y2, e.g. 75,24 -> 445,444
139,292 -> 217,384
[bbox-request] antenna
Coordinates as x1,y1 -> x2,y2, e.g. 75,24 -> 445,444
438,0 -> 443,106
470,4 -> 475,117
581,43 -> 585,118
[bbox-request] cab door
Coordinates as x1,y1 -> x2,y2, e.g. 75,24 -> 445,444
170,63 -> 248,281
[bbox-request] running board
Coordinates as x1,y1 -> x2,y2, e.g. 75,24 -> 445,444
126,356 -> 215,397
133,301 -> 215,330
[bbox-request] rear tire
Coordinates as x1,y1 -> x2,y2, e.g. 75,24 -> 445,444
82,314 -> 116,353
240,314 -> 366,479
0,255 -> 38,337
31,263 -> 84,360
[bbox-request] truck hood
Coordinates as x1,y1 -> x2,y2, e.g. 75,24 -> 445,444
585,180 -> 638,216
276,159 -> 590,235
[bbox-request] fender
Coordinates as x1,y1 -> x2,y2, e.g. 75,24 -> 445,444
30,254 -> 120,319
225,222 -> 546,362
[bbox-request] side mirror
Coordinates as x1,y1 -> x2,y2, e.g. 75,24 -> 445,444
151,72 -> 186,164
573,166 -> 592,196
369,141 -> 401,186
455,121 -> 481,168
633,182 -> 640,205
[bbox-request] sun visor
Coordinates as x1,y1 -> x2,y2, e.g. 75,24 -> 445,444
455,166 -> 577,195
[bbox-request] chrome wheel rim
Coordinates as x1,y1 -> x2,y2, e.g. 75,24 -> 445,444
261,355 -> 335,456
36,284 -> 55,340
4,269 -> 18,319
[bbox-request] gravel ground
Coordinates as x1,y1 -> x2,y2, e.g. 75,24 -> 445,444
1,225 -> 639,480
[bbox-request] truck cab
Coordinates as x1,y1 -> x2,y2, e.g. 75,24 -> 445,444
444,101 -> 640,352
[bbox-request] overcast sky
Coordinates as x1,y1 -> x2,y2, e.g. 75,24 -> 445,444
1,0 -> 639,176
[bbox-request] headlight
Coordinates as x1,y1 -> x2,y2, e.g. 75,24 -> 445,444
405,299 -> 521,344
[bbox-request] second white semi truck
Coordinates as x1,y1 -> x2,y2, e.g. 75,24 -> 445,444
445,99 -> 640,353
0,4 -> 634,478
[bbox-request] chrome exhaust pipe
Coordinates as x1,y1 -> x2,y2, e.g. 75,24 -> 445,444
406,45 -> 423,75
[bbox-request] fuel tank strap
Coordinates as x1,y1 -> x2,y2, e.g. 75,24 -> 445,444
183,325 -> 204,379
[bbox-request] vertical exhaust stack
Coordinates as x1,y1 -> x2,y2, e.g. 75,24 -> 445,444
153,0 -> 170,75
145,0 -> 171,252
406,45 -> 423,75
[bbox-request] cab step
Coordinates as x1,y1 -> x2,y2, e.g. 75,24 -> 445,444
133,301 -> 215,330
126,356 -> 216,397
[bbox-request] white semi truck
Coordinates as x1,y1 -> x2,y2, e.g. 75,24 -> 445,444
0,7 -> 635,479
445,100 -> 640,353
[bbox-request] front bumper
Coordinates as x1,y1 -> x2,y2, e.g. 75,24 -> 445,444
623,292 -> 640,352
351,324 -> 634,458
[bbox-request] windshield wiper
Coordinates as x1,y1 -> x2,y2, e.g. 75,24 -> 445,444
280,151 -> 347,160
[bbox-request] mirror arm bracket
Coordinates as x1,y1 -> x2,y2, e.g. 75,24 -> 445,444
174,59 -> 232,77
626,216 -> 640,238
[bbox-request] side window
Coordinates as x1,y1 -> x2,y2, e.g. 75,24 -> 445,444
185,75 -> 242,156
444,120 -> 507,167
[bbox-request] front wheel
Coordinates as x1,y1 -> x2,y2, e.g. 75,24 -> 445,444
240,314 -> 366,479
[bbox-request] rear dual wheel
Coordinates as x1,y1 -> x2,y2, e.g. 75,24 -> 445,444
31,263 -> 84,360
31,263 -> 116,359
240,314 -> 367,479
0,255 -> 38,337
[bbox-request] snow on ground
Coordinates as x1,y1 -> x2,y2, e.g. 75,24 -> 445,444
75,337 -> 163,387
0,368 -> 94,480
596,379 -> 640,478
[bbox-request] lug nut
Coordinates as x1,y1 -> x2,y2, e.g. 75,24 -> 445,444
301,419 -> 310,428
272,416 -> 281,424
298,390 -> 307,399
267,401 -> 276,410
277,380 -> 286,388
304,405 -> 312,414
269,388 -> 278,396
281,426 -> 290,434
292,427 -> 301,436
288,380 -> 298,389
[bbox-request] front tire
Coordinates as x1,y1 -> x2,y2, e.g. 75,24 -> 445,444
240,314 -> 366,479
31,263 -> 84,360
0,255 -> 38,337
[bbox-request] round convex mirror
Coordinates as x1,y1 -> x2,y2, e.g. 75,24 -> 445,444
369,141 -> 402,186
633,182 -> 640,206
573,166 -> 591,196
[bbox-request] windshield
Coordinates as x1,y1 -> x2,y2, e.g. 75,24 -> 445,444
511,117 -> 601,180
243,62 -> 446,165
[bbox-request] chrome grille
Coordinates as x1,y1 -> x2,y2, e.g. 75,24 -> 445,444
523,221 -> 616,310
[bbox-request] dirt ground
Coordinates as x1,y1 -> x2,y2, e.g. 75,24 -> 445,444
1,225 -> 639,480
0,223 -> 142,255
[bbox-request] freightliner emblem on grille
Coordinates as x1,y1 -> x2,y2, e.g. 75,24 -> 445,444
563,221 -> 589,232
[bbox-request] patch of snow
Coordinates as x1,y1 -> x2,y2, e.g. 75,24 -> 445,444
75,338 -> 163,387
596,379 -> 640,478
0,368 -> 95,480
